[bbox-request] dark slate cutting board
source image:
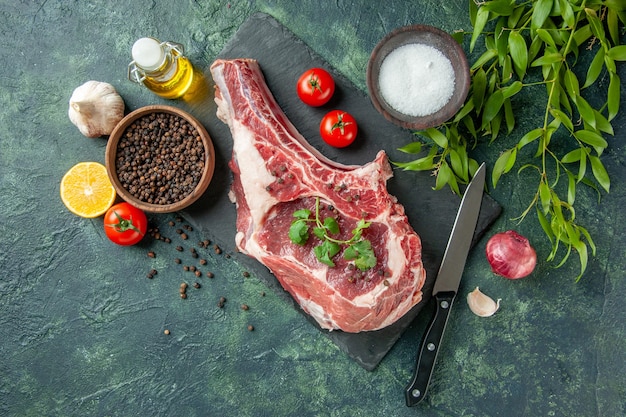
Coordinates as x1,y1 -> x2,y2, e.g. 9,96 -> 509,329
183,12 -> 501,371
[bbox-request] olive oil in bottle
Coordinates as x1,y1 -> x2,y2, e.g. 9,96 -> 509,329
128,37 -> 195,99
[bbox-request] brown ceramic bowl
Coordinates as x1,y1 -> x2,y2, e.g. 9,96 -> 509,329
366,24 -> 470,130
105,105 -> 215,213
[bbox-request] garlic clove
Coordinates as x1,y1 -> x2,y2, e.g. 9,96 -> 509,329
467,287 -> 501,317
68,80 -> 125,138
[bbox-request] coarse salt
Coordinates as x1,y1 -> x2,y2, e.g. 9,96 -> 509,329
378,43 -> 455,117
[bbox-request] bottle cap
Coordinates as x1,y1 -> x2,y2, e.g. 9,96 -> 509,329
132,37 -> 165,71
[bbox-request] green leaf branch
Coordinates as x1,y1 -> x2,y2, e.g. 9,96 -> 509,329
395,0 -> 625,280
288,198 -> 376,270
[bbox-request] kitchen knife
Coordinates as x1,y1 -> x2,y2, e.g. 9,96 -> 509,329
405,162 -> 486,406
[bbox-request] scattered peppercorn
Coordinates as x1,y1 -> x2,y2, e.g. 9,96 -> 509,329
241,304 -> 249,311
180,293 -> 187,299
180,233 -> 188,240
174,258 -> 181,264
194,270 -> 201,277
193,282 -> 201,289
199,259 -> 207,265
247,325 -> 254,331
242,271 -> 250,278
175,246 -> 183,252
206,272 -> 214,278
147,251 -> 156,258
164,329 -> 170,335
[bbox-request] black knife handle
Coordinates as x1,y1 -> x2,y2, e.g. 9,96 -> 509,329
405,291 -> 457,407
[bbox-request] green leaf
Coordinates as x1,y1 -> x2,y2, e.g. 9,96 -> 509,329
604,54 -> 617,73
313,226 -> 326,240
435,161 -> 460,195
585,7 -> 605,39
607,8 -> 620,45
495,18 -> 509,67
483,0 -> 515,16
425,128 -> 448,148
607,45 -> 626,61
574,129 -> 608,151
583,47 -> 605,88
561,148 -> 581,163
531,52 -> 563,67
563,69 -> 580,100
507,4 -> 525,27
593,109 -> 614,135
567,171 -> 576,205
502,80 -> 523,98
471,48 -> 498,70
472,68 -> 487,111
589,155 -> 610,192
344,240 -> 376,271
394,154 -> 436,171
482,90 -> 505,127
608,72 -> 620,121
449,148 -> 465,180
531,0 -> 553,29
573,240 -> 588,282
550,108 -> 574,132
453,100 -> 475,123
535,28 -> 556,48
397,142 -> 423,154
517,128 -> 544,149
572,24 -> 592,47
492,148 -> 516,187
539,181 -> 551,214
508,31 -> 528,80
559,0 -> 575,27
575,95 -> 596,129
323,217 -> 340,235
537,207 -> 555,242
504,98 -> 515,133
293,209 -> 311,220
289,219 -> 309,245
578,151 -> 587,183
471,6 -> 490,52
314,241 -> 340,267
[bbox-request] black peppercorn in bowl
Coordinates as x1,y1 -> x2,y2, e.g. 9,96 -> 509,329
366,24 -> 470,130
105,105 -> 215,213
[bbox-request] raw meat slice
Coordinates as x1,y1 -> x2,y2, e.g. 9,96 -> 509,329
210,58 -> 426,332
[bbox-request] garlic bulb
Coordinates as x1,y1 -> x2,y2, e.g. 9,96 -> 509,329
68,81 -> 125,138
467,287 -> 501,317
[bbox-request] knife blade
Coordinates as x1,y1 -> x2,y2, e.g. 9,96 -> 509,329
405,162 -> 486,407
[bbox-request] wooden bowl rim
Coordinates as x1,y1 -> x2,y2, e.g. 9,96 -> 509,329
105,105 -> 215,213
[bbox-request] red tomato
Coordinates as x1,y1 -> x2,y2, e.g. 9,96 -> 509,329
103,202 -> 148,246
320,110 -> 358,148
296,68 -> 335,106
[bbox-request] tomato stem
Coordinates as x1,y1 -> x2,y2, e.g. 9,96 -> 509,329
331,113 -> 351,135
106,211 -> 144,235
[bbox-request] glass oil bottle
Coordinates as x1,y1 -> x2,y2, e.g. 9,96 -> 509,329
128,37 -> 195,99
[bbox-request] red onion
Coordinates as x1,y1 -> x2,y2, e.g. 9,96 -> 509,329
486,230 -> 536,279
